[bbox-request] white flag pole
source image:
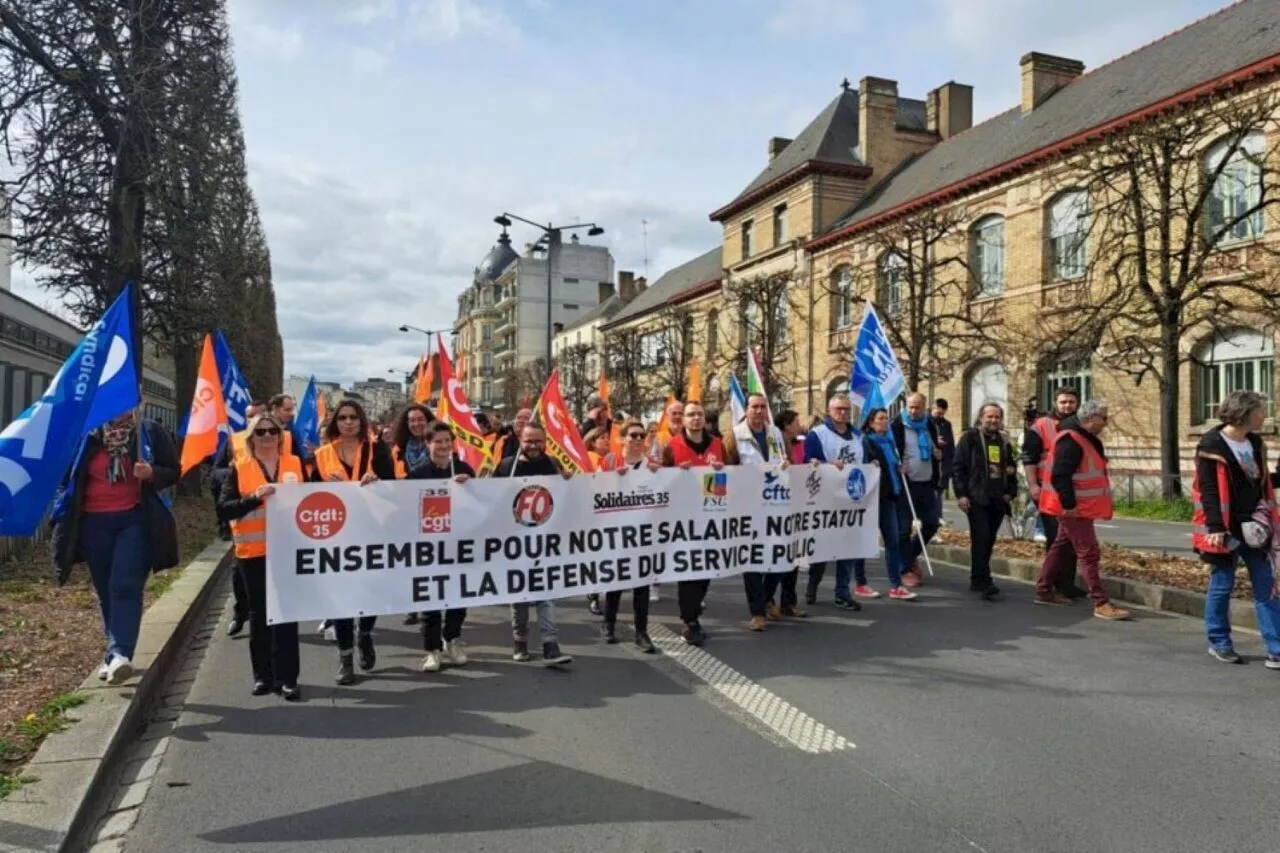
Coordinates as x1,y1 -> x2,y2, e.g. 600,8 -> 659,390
898,467 -> 936,577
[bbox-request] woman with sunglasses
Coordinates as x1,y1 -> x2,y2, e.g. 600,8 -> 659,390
217,414 -> 305,699
404,421 -> 476,672
599,420 -> 662,652
310,399 -> 396,685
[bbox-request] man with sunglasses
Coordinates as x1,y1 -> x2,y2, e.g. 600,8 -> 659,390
600,420 -> 662,652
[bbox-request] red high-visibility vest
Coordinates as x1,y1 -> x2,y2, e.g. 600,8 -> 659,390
666,432 -> 725,468
1191,441 -> 1279,556
1030,416 -> 1059,487
1039,430 -> 1113,520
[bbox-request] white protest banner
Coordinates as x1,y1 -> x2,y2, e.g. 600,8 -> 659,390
264,464 -> 879,624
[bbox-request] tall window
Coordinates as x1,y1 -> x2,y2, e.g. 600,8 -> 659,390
482,352 -> 493,376
481,381 -> 492,404
831,266 -> 854,330
640,333 -> 666,368
482,324 -> 493,341
706,310 -> 719,358
877,253 -> 905,317
1194,329 -> 1275,423
1048,191 -> 1088,281
773,204 -> 789,245
741,219 -> 754,259
1040,358 -> 1092,412
1206,131 -> 1265,243
971,215 -> 1005,297
743,299 -> 787,347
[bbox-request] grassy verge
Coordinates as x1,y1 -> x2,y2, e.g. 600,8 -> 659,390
0,494 -> 220,799
1112,498 -> 1194,522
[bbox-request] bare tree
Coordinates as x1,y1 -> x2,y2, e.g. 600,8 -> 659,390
1056,89 -> 1280,496
717,269 -> 805,409
601,326 -> 648,418
553,342 -> 596,422
647,304 -> 702,403
499,358 -> 549,412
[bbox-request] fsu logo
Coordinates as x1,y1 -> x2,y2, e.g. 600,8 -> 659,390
513,485 -> 554,527
701,472 -> 728,510
296,491 -> 346,540
420,486 -> 451,534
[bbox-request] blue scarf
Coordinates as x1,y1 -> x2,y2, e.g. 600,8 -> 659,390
866,431 -> 901,496
900,410 -> 932,460
403,438 -> 429,474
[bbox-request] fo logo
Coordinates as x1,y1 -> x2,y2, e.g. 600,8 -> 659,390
296,491 -> 346,540
420,486 -> 451,534
845,468 -> 867,502
513,485 -> 554,527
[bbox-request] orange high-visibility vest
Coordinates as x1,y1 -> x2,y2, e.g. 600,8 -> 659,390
1191,442 -> 1279,556
230,454 -> 304,559
314,441 -> 373,482
1029,416 -> 1059,487
1038,430 -> 1114,520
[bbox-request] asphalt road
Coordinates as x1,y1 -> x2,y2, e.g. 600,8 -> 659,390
940,503 -> 1194,556
115,565 -> 1277,853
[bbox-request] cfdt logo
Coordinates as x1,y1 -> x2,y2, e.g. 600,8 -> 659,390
762,471 -> 790,503
296,491 -> 346,540
845,468 -> 867,502
420,486 -> 452,534
701,472 -> 728,510
513,485 -> 555,527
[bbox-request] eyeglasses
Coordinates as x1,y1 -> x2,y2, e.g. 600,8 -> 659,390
627,432 -> 646,439
337,414 -> 360,422
254,427 -> 281,437
831,407 -> 851,413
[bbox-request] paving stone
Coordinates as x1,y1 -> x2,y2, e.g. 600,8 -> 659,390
93,807 -> 139,842
110,779 -> 153,811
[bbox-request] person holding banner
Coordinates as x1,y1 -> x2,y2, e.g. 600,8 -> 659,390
52,413 -> 180,685
390,402 -> 435,626
724,393 -> 793,630
213,400 -> 266,638
217,413 -> 304,700
802,394 -> 866,610
762,409 -> 808,616
310,400 -> 396,685
892,393 -> 943,587
862,407 -> 916,600
600,420 -> 662,652
494,423 -> 574,666
405,421 -> 476,673
661,400 -> 731,646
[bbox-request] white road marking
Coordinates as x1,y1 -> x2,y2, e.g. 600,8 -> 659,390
647,624 -> 854,754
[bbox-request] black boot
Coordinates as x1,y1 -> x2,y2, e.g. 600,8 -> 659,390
602,621 -> 617,644
357,631 -> 376,671
805,577 -> 820,606
634,630 -> 655,654
336,653 -> 356,685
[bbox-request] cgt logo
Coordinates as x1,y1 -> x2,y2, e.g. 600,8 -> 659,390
420,485 -> 451,534
762,471 -> 790,503
513,485 -> 554,527
296,491 -> 346,540
701,472 -> 728,510
845,468 -> 867,502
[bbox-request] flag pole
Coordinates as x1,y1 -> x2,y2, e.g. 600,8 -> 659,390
897,467 -> 935,577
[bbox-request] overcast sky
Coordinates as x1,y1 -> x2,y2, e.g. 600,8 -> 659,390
12,0 -> 1233,388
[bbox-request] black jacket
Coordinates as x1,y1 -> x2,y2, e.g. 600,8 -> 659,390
933,416 -> 956,478
952,428 -> 1019,508
891,417 -> 941,488
1048,416 -> 1106,512
1194,426 -> 1280,544
52,421 -> 180,584
495,454 -> 563,477
862,438 -> 899,506
404,456 -> 477,480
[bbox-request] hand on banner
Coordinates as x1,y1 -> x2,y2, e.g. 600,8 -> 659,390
679,461 -> 693,470
779,460 -> 790,471
360,472 -> 378,486
453,474 -> 471,484
832,460 -> 845,471
711,461 -> 724,471
253,484 -> 276,500
561,471 -> 574,480
133,461 -> 154,482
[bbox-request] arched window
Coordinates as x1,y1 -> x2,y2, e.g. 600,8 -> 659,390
1193,329 -> 1274,424
877,253 -> 905,317
965,359 -> 1008,427
1047,191 -> 1088,281
970,215 -> 1005,297
830,266 -> 854,330
1205,130 -> 1265,243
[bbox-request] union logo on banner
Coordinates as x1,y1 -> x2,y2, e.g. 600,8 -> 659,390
420,485 -> 451,534
512,485 -> 554,527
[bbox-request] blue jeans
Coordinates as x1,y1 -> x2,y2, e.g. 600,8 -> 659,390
1205,548 -> 1280,656
80,507 -> 150,661
853,500 -> 905,588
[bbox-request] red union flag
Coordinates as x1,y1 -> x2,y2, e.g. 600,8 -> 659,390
434,335 -> 495,475
533,369 -> 594,473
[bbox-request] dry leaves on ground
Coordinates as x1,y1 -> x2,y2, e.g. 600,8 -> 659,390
0,495 -> 220,781
935,528 -> 1255,600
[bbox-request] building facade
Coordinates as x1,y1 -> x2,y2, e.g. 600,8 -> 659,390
352,377 -> 405,422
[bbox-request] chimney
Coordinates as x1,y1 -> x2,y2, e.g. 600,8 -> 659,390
768,137 -> 792,161
926,81 -> 973,140
858,76 -> 899,178
618,270 -> 637,304
1020,52 -> 1083,114
635,276 -> 647,294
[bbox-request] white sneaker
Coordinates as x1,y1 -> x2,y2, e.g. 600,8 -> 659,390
97,662 -> 109,681
421,651 -> 442,672
324,626 -> 337,643
444,640 -> 468,667
105,655 -> 133,685
650,585 -> 660,602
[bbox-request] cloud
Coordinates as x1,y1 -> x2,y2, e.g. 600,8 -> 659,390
765,0 -> 866,38
407,0 -> 522,45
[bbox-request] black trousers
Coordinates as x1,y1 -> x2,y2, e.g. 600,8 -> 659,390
334,616 -> 377,652
677,579 -> 709,624
231,564 -> 250,620
604,586 -> 650,632
765,569 -> 798,607
1039,512 -> 1079,594
966,502 -> 1006,590
422,609 -> 466,651
238,557 -> 300,687
742,572 -> 769,617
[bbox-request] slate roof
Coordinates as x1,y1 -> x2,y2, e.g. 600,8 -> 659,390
601,247 -> 723,329
824,0 -> 1279,236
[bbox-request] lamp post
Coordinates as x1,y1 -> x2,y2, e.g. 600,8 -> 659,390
493,213 -> 604,370
398,324 -> 448,338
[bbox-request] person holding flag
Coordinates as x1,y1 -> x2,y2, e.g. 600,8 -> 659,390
891,392 -> 943,587
213,399 -> 266,638
310,399 -> 395,685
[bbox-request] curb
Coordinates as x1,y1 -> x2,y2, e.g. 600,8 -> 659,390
0,540 -> 232,853
930,544 -> 1258,631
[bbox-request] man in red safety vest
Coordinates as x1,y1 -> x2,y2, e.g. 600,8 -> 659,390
1034,399 -> 1130,621
1022,386 -> 1087,598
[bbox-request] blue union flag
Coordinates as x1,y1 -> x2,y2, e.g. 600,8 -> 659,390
848,304 -> 905,411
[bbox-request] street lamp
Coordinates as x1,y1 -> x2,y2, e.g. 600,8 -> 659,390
398,324 -> 448,337
493,213 -> 605,368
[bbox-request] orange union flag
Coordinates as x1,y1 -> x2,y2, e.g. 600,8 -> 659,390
533,369 -> 594,473
179,334 -> 228,475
